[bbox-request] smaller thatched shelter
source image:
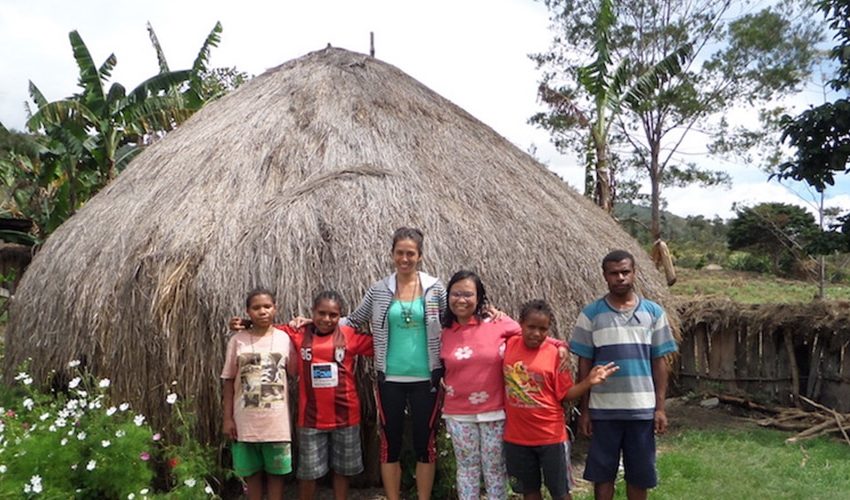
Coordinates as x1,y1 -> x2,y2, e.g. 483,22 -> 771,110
5,47 -> 674,441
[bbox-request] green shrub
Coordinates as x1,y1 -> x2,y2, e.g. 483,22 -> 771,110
726,252 -> 771,273
0,361 -> 218,498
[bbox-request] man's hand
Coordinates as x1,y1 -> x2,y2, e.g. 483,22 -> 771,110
222,418 -> 238,440
578,411 -> 592,437
654,409 -> 668,434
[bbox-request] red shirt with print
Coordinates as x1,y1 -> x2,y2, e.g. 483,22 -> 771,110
503,336 -> 574,446
281,324 -> 373,430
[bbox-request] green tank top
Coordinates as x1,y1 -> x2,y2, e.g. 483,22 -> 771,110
385,298 -> 430,379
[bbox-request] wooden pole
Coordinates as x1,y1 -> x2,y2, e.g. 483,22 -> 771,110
370,32 -> 375,57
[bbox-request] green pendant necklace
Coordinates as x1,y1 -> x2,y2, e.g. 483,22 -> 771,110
398,275 -> 420,324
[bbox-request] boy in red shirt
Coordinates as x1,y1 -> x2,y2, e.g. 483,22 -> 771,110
283,290 -> 373,500
503,300 -> 617,500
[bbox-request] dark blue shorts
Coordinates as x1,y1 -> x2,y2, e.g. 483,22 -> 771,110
504,440 -> 572,498
583,419 -> 657,489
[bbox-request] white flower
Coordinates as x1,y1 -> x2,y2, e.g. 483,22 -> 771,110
468,391 -> 490,405
166,393 -> 178,405
0,464 -> 6,473
39,413 -> 50,421
55,417 -> 67,428
128,494 -> 135,499
30,476 -> 42,493
24,484 -> 31,494
98,378 -> 110,388
23,377 -> 33,386
106,407 -> 117,416
115,430 -> 126,438
68,377 -> 81,389
184,478 -> 197,488
14,372 -> 27,381
86,460 -> 96,471
77,431 -> 87,440
454,346 -> 473,360
70,463 -> 78,470
140,489 -> 149,495
133,415 -> 145,426
68,360 -> 81,368
204,484 -> 214,494
23,398 -> 34,410
61,438 -> 68,446
101,440 -> 111,447
119,403 -> 130,411
49,425 -> 57,432
76,390 -> 88,398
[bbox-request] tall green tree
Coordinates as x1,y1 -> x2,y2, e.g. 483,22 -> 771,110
535,0 -> 692,213
532,0 -> 822,239
774,0 -> 850,192
728,202 -> 819,276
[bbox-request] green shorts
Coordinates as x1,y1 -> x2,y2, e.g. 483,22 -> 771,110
231,441 -> 292,477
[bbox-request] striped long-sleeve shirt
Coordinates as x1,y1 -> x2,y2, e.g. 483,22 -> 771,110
342,271 -> 447,376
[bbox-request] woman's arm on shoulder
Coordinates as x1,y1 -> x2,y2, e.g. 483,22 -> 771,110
498,316 -> 523,339
342,285 -> 376,331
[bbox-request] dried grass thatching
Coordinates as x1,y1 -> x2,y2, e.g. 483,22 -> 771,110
4,48 -> 674,440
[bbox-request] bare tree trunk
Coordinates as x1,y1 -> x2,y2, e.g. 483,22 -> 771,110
584,138 -> 595,198
817,192 -> 825,299
649,145 -> 662,240
595,141 -> 613,213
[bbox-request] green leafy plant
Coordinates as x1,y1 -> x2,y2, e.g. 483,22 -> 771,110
0,360 -> 218,498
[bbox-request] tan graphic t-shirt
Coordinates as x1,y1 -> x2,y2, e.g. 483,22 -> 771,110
221,328 -> 292,442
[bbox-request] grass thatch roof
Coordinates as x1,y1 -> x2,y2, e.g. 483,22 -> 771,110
4,47 -> 673,440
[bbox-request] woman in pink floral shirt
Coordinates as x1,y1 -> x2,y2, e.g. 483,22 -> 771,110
440,270 -> 566,500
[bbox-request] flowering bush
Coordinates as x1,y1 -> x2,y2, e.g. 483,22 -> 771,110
0,361 -> 218,498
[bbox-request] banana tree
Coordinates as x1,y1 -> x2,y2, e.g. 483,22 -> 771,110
538,0 -> 692,213
20,22 -> 225,235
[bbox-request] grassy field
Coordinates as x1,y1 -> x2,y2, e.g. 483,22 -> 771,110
670,267 -> 850,303
572,400 -> 850,500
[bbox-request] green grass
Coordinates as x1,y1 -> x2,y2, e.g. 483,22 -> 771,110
573,428 -> 850,500
671,268 -> 850,303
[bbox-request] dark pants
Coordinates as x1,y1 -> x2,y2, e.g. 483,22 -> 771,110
376,380 -> 441,463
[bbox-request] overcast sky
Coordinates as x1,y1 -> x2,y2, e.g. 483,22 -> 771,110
2,0 -> 847,220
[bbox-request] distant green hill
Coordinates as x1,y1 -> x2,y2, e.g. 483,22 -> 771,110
614,203 -> 728,247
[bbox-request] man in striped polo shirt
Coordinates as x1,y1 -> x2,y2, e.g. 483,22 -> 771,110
570,250 -> 677,500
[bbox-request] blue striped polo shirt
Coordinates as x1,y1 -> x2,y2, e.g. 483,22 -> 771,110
570,297 -> 676,420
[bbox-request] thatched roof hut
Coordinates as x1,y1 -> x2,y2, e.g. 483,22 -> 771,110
5,47 -> 673,440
